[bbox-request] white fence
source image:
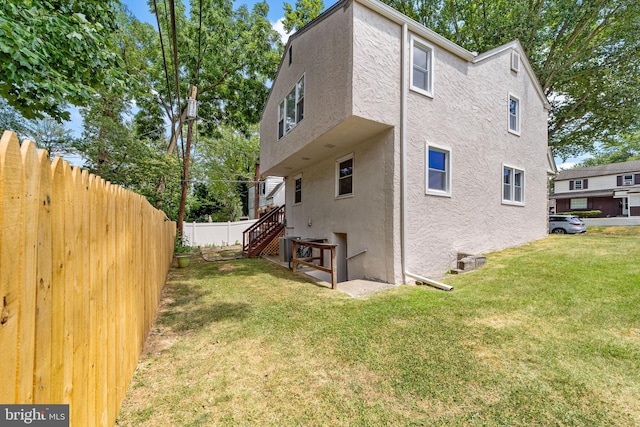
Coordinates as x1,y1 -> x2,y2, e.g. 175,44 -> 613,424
183,219 -> 258,247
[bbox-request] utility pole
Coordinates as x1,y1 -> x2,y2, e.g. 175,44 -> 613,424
177,85 -> 198,238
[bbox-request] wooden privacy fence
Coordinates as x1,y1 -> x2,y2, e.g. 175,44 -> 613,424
0,131 -> 176,426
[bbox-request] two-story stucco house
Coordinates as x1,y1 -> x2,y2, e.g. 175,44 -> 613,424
258,0 -> 552,286
550,160 -> 640,217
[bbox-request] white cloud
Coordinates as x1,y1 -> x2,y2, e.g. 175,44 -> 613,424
272,18 -> 290,44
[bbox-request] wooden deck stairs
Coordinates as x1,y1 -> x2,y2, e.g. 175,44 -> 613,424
242,205 -> 285,258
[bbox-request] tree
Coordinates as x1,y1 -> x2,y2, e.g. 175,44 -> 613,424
0,1 -> 126,121
376,0 -> 640,159
28,118 -> 76,159
283,0 -> 324,33
146,0 -> 283,154
0,97 -> 30,138
579,130 -> 640,167
190,125 -> 260,221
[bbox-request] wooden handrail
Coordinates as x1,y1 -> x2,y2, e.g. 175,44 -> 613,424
242,205 -> 285,256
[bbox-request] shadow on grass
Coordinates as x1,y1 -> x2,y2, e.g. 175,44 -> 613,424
159,269 -> 252,332
160,300 -> 251,332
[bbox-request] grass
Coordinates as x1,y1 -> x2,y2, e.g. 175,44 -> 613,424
117,228 -> 640,426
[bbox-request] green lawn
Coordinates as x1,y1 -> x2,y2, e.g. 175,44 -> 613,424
117,227 -> 640,426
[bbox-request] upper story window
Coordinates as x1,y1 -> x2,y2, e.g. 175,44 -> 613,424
616,174 -> 639,186
278,75 -> 305,139
336,153 -> 354,198
410,36 -> 434,97
569,179 -> 588,190
426,144 -> 451,196
294,174 -> 302,204
503,165 -> 524,205
508,94 -> 520,135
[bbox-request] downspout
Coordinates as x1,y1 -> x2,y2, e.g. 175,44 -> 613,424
400,23 -> 453,292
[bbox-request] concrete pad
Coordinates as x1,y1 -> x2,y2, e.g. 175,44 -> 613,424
262,255 -> 397,297
303,269 -> 396,297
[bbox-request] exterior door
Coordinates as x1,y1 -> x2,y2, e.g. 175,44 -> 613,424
622,197 -> 629,216
334,233 -> 348,283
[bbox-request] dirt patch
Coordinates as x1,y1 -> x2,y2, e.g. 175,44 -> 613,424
200,245 -> 243,261
218,263 -> 238,272
141,326 -> 178,356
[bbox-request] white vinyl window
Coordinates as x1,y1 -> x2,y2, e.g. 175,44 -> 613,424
503,165 -> 524,205
278,75 -> 305,139
570,198 -> 587,209
293,174 -> 302,205
426,144 -> 451,196
410,36 -> 434,97
574,179 -> 583,190
336,153 -> 354,198
508,94 -> 520,135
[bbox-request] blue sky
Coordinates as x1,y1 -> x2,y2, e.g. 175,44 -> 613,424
122,0 -> 289,30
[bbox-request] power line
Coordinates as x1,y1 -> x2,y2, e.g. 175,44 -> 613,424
152,0 -> 175,125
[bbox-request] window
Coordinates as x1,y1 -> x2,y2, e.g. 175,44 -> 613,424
426,145 -> 451,196
336,154 -> 354,197
624,174 -> 633,185
293,174 -> 302,204
410,36 -> 434,97
570,198 -> 587,209
503,165 -> 524,204
508,94 -> 520,135
278,75 -> 305,139
575,179 -> 583,190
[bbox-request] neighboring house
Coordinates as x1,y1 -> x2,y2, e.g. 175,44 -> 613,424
550,160 -> 640,217
258,0 -> 553,284
248,176 -> 285,219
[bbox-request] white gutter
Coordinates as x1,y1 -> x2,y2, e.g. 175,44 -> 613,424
400,23 -> 453,292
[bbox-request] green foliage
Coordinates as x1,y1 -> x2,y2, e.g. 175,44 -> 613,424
28,117 -> 76,159
75,90 -> 182,220
556,210 -> 602,218
283,0 -> 325,33
0,97 -> 30,138
379,0 -> 640,158
579,130 -> 640,167
146,0 -> 283,153
0,1 -> 126,121
190,125 -> 260,221
174,234 -> 195,254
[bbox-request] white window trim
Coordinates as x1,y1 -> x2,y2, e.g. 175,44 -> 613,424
502,163 -> 525,206
293,173 -> 302,206
574,179 -> 583,190
409,35 -> 434,98
335,153 -> 354,199
508,93 -> 521,136
277,74 -> 305,140
425,143 -> 451,197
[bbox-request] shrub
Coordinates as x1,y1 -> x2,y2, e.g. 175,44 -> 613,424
556,210 -> 602,218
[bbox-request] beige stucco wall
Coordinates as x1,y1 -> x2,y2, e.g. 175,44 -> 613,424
403,40 -> 549,277
284,129 -> 397,283
261,0 -> 550,283
259,4 -> 354,174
